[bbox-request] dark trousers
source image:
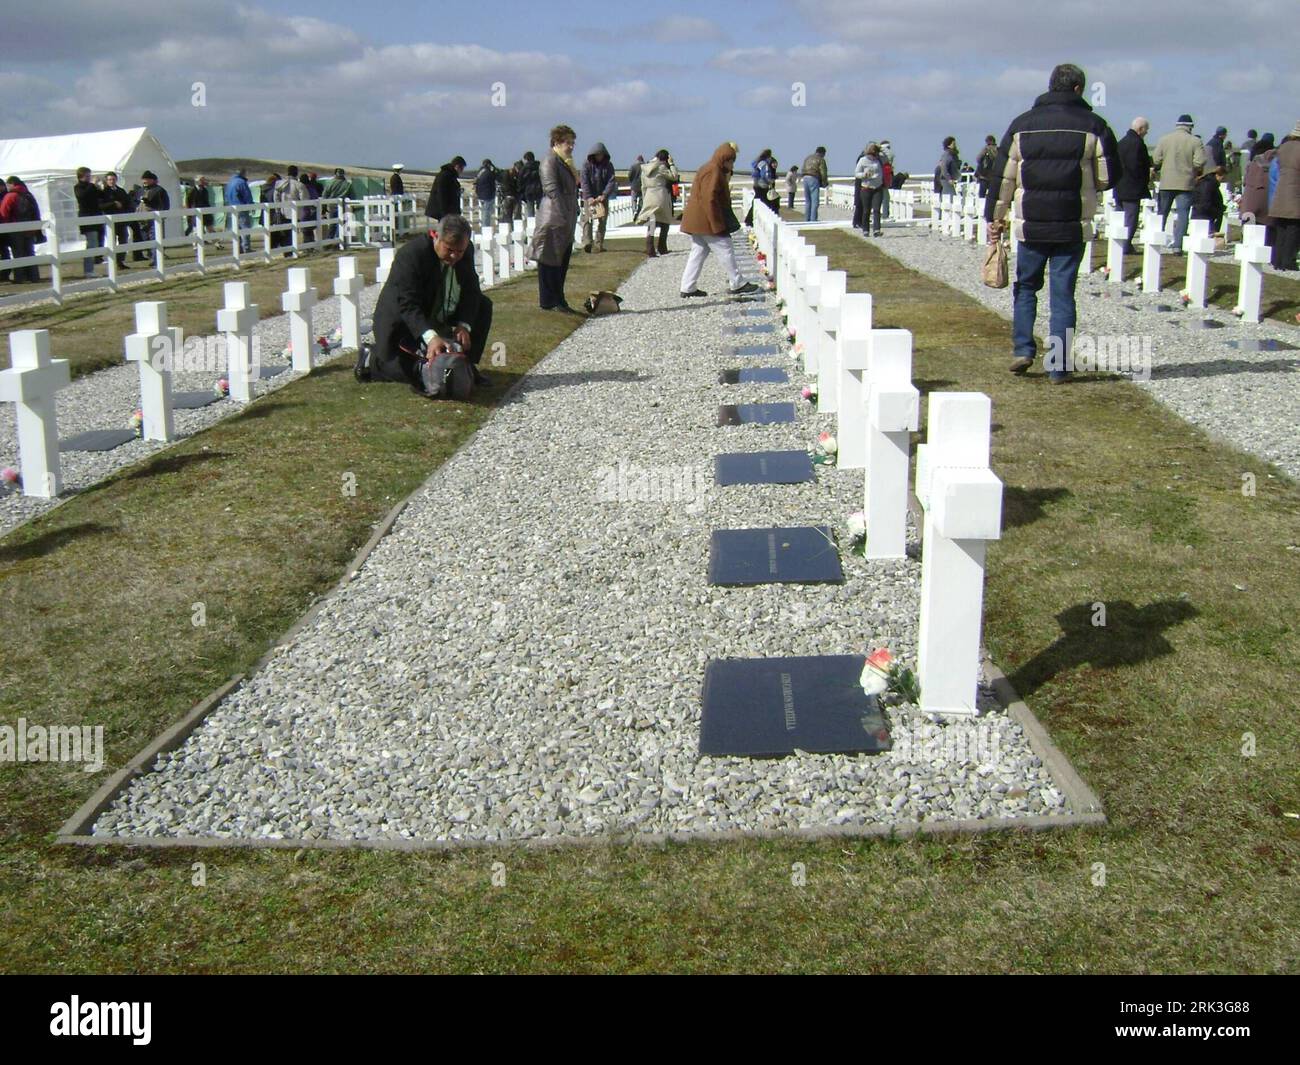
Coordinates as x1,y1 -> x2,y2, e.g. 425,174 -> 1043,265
851,178 -> 863,228
1117,199 -> 1140,253
5,235 -> 39,283
859,186 -> 884,234
1272,219 -> 1300,270
537,245 -> 572,309
467,296 -> 493,365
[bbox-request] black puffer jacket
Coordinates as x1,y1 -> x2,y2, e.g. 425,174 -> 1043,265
985,91 -> 1121,243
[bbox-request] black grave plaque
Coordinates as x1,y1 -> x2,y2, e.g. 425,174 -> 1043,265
1227,338 -> 1297,351
719,367 -> 789,384
1185,318 -> 1226,330
732,343 -> 781,358
60,429 -> 137,452
699,655 -> 892,756
717,402 -> 796,426
714,450 -> 815,486
256,361 -> 291,378
708,526 -> 842,586
729,324 -> 775,335
173,389 -> 222,409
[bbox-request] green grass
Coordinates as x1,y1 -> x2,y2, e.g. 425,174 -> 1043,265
2,233 -> 1298,974
1113,252 -> 1300,324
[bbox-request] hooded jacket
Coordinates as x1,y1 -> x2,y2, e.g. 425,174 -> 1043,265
580,143 -> 617,201
1240,149 -> 1275,224
682,143 -> 737,237
985,90 -> 1120,242
427,163 -> 462,219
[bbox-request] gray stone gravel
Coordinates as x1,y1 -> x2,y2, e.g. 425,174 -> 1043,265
0,285 -> 380,535
838,211 -> 1300,480
94,232 -> 1068,844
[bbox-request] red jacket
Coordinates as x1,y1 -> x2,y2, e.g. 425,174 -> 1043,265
0,183 -> 39,224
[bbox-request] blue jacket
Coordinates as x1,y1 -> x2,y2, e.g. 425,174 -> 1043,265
751,158 -> 775,187
226,174 -> 253,206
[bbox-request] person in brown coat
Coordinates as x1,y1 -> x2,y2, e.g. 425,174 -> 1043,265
678,142 -> 759,298
1240,133 -> 1277,253
1267,124 -> 1300,270
529,124 -> 581,313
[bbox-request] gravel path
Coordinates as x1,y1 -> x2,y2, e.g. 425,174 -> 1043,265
827,207 -> 1299,480
95,233 -> 1068,844
0,285 -> 380,535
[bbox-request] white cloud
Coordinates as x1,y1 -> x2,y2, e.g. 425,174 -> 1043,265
713,42 -> 865,77
649,16 -> 727,44
1216,68 -> 1275,95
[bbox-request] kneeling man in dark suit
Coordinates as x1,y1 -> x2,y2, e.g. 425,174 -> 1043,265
369,214 -> 493,398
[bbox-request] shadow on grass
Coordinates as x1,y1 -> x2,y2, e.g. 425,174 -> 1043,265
1151,358 -> 1299,380
1002,486 -> 1071,530
1007,598 -> 1199,699
124,451 -> 232,481
232,400 -> 307,421
913,378 -> 956,395
0,522 -> 117,564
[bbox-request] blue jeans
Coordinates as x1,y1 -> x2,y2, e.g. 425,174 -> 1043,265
1157,190 -> 1193,252
803,175 -> 820,221
1013,241 -> 1084,372
481,199 -> 495,229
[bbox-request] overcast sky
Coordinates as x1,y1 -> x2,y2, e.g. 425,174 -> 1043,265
3,0 -> 1297,177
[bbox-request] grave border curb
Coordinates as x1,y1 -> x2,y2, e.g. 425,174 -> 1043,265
55,328 -> 545,845
58,267 -> 1105,851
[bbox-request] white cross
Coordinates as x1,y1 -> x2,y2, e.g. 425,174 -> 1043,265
496,223 -> 512,281
511,220 -> 526,273
1105,209 -> 1129,282
0,329 -> 71,498
799,254 -> 827,377
376,246 -> 395,285
1233,223 -> 1271,324
1182,218 -> 1217,310
863,329 -> 919,560
281,268 -> 318,374
123,301 -> 181,442
915,392 -> 1003,716
333,257 -> 364,351
1140,202 -> 1164,294
477,227 -> 496,288
815,269 -> 846,414
216,281 -> 259,403
834,293 -> 872,470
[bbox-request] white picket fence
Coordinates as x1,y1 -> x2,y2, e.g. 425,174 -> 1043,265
748,204 -> 1004,718
0,195 -> 420,310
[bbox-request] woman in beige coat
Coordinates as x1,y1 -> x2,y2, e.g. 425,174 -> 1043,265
634,149 -> 679,257
530,124 -> 580,313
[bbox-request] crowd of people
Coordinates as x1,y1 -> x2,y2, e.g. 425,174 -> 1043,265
0,167 -> 169,282
980,62 -> 1300,384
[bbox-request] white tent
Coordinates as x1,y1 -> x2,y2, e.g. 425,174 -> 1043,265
0,127 -> 181,249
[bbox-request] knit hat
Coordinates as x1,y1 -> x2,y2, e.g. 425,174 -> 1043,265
1176,114 -> 1194,127
1215,126 -> 1227,136
141,169 -> 158,180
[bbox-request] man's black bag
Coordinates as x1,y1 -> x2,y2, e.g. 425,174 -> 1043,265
354,343 -> 372,382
